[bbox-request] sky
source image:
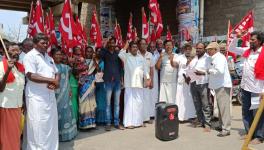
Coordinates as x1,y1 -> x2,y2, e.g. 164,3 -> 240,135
0,9 -> 28,42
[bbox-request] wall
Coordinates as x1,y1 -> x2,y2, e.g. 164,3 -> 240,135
203,0 -> 254,37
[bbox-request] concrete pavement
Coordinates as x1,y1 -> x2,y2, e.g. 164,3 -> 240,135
59,105 -> 264,150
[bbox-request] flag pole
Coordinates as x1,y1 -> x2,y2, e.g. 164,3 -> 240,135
27,1 -> 34,38
242,96 -> 264,150
0,34 -> 10,60
226,20 -> 231,57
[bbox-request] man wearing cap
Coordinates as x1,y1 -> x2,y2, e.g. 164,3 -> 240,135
229,31 -> 264,144
206,42 -> 232,137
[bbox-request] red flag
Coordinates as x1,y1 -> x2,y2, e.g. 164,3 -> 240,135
142,7 -> 150,43
226,20 -> 237,62
82,27 -> 88,46
48,9 -> 58,46
59,0 -> 78,54
90,10 -> 97,43
75,16 -> 84,46
150,28 -> 156,42
126,13 -> 133,42
166,26 -> 172,40
90,9 -> 102,48
149,0 -> 163,38
44,13 -> 50,37
132,27 -> 138,41
34,0 -> 44,34
232,10 -> 254,47
75,16 -> 88,55
114,20 -> 123,47
44,13 -> 52,54
155,4 -> 163,39
27,1 -> 36,38
149,0 -> 158,25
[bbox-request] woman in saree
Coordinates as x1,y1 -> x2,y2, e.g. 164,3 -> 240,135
51,47 -> 78,141
73,46 -> 97,129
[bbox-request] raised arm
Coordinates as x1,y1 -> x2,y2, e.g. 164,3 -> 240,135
155,52 -> 163,70
170,54 -> 179,68
118,42 -> 129,62
0,60 -> 14,92
228,37 -> 249,55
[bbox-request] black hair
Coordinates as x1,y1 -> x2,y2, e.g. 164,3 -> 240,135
109,36 -> 116,43
50,47 -> 61,56
0,39 -> 10,49
138,38 -> 147,44
183,43 -> 192,50
6,42 -> 19,49
73,46 -> 81,54
251,31 -> 264,45
163,40 -> 173,46
196,42 -> 205,47
95,47 -> 102,52
85,46 -> 94,51
129,41 -> 138,47
22,38 -> 33,46
33,33 -> 48,44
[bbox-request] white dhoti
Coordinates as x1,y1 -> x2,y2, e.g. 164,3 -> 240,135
143,88 -> 152,121
123,88 -> 144,127
176,83 -> 196,121
25,93 -> 59,150
150,70 -> 159,117
159,82 -> 177,104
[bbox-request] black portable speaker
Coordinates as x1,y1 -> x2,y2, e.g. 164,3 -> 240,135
155,102 -> 179,141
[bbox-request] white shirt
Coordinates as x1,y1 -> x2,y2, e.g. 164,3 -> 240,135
0,62 -> 25,108
152,50 -> 160,63
119,49 -> 150,88
23,49 -> 58,98
229,37 -> 264,93
139,51 -> 155,73
160,53 -> 178,83
19,51 -> 26,64
208,52 -> 232,89
187,53 -> 210,84
175,54 -> 188,84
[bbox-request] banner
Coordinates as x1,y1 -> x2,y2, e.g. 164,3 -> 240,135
178,0 -> 199,46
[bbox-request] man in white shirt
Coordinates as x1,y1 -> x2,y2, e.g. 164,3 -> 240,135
189,42 -> 212,131
219,43 -> 235,75
23,33 -> 60,150
119,41 -> 151,128
156,38 -> 165,53
19,38 -> 34,64
138,39 -> 154,124
229,31 -> 264,144
148,41 -> 160,118
173,43 -> 196,121
206,42 -> 232,137
156,40 -> 178,104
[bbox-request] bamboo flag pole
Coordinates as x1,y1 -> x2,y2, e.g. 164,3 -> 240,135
27,1 -> 34,38
241,96 -> 264,150
0,34 -> 10,60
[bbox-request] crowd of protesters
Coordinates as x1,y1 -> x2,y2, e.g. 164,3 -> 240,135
0,31 -> 264,150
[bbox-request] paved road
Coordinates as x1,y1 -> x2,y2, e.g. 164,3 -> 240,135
60,105 -> 263,150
